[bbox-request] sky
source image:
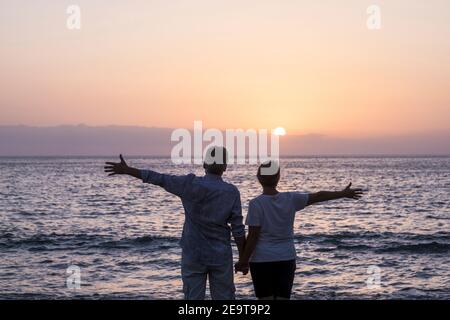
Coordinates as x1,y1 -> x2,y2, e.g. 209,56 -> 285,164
1,1 -> 450,146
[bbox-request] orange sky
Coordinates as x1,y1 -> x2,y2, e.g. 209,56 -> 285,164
1,0 -> 450,137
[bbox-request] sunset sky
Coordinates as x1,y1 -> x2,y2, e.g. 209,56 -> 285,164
1,0 -> 450,139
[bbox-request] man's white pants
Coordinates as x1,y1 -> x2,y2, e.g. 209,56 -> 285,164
181,253 -> 235,300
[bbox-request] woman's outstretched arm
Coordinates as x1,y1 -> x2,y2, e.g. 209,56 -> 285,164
307,182 -> 364,205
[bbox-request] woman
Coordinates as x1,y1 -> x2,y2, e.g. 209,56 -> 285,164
235,161 -> 364,300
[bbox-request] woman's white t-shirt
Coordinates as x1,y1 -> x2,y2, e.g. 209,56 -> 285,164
245,192 -> 309,263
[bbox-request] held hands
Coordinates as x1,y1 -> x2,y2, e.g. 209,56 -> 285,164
104,154 -> 129,176
342,182 -> 364,200
235,261 -> 249,275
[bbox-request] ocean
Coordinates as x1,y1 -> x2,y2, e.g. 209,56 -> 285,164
0,156 -> 449,299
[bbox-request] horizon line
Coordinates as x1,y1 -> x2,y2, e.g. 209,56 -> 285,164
1,154 -> 449,158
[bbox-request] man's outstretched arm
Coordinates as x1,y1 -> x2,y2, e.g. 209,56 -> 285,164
105,154 -> 141,179
105,155 -> 189,197
307,182 -> 364,206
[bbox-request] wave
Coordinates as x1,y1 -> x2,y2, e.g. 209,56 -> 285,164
314,242 -> 450,254
377,242 -> 450,254
295,230 -> 450,242
0,233 -> 179,250
2,230 -> 449,254
295,231 -> 450,254
93,235 -> 179,249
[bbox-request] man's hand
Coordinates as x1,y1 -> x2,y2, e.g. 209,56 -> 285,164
342,182 -> 364,199
104,154 -> 130,176
235,261 -> 249,275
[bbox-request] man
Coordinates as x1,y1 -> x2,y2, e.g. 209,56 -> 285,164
104,146 -> 246,299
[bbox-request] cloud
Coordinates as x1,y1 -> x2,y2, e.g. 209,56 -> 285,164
281,133 -> 450,155
0,125 -> 448,156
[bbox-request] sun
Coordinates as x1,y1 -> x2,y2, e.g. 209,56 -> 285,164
273,127 -> 286,136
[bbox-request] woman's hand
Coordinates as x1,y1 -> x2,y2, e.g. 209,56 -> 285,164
235,260 -> 249,275
342,182 -> 364,199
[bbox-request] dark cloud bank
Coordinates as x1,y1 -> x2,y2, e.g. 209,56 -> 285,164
0,125 -> 449,156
